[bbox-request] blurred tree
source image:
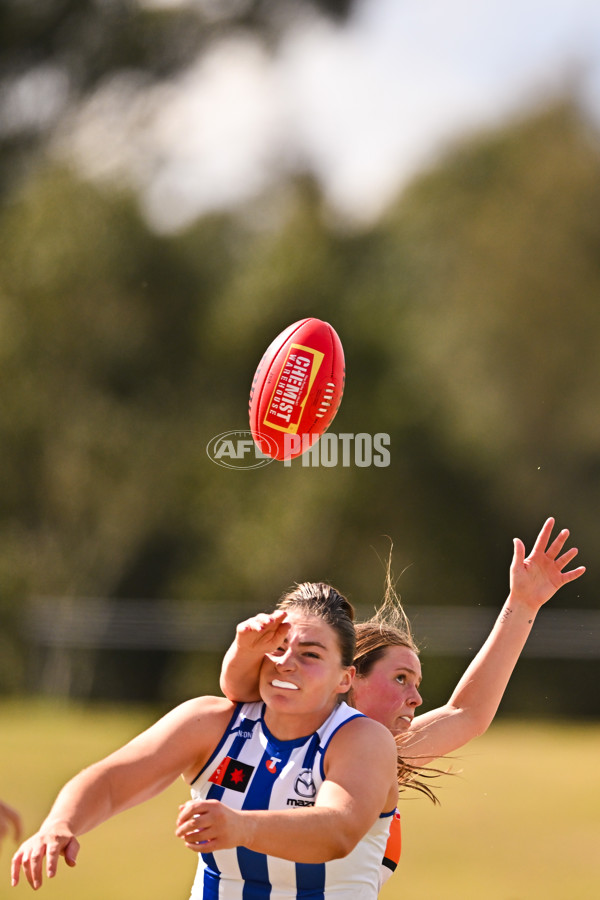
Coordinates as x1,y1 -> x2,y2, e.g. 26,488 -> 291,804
0,164 -> 244,696
0,100 -> 598,710
0,0 -> 356,199
378,102 -> 600,570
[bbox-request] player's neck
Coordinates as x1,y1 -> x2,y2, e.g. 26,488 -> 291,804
263,704 -> 337,742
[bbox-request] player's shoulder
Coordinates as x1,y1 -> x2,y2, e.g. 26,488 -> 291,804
169,697 -> 238,783
331,711 -> 396,754
159,695 -> 237,734
181,695 -> 237,716
325,714 -> 398,806
173,694 -> 237,727
336,711 -> 394,738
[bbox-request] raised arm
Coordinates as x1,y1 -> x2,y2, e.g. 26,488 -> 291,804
402,518 -> 585,766
219,610 -> 290,701
175,717 -> 398,862
11,696 -> 233,890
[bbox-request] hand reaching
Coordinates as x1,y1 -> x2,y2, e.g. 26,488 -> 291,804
510,517 -> 585,612
11,825 -> 80,889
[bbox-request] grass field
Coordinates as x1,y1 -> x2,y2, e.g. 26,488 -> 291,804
1,701 -> 599,900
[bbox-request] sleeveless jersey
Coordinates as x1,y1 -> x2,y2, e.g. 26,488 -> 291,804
188,700 -> 395,900
380,810 -> 401,887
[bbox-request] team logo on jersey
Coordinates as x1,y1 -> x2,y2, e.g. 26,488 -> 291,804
208,756 -> 254,793
265,756 -> 281,774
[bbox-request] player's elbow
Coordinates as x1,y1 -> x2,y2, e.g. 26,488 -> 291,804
447,704 -> 495,744
218,674 -> 235,700
326,825 -> 363,860
466,708 -> 495,740
317,840 -> 355,862
300,823 -> 360,862
329,839 -> 357,860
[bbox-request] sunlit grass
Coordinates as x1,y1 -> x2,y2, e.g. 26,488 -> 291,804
383,720 -> 600,899
1,702 -> 599,899
0,700 -> 196,900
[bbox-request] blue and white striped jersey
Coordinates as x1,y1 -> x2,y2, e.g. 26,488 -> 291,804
188,700 -> 394,899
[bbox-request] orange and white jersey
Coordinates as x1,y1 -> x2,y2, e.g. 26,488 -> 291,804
380,810 -> 401,888
189,700 -> 395,899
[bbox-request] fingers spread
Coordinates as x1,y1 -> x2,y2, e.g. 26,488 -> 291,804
512,537 -> 526,567
545,528 -> 569,561
556,546 -> 579,571
10,851 -> 23,887
531,517 -> 555,554
562,564 -> 586,584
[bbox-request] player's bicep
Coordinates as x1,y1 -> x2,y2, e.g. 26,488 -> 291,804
319,720 -> 397,838
401,705 -> 470,765
98,697 -> 233,806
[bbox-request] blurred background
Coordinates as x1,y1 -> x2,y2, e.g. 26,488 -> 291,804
2,2 -> 600,898
1,0 -> 599,718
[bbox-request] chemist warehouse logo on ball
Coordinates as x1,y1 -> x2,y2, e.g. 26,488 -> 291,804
206,431 -> 391,470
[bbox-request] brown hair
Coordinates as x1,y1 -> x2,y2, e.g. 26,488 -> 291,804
277,581 -> 356,668
278,572 -> 441,800
354,545 -> 419,678
352,549 -> 441,802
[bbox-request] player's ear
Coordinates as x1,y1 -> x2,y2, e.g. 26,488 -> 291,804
336,665 -> 355,695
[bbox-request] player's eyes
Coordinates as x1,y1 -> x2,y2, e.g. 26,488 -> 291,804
395,675 -> 406,684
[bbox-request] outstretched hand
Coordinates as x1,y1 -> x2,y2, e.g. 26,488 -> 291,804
11,827 -> 80,889
233,610 -> 290,658
510,517 -> 585,611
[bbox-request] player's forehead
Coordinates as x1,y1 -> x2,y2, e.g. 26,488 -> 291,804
282,611 -> 337,649
380,644 -> 422,680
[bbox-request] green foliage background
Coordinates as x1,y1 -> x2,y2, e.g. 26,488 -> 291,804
0,0 -> 598,712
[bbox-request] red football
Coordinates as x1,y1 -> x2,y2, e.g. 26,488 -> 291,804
249,318 -> 345,461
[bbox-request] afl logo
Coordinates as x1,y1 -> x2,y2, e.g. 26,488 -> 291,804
294,769 -> 316,799
206,430 -> 277,469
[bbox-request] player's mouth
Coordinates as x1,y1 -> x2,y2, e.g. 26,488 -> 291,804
272,679 -> 299,691
397,715 -> 413,727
